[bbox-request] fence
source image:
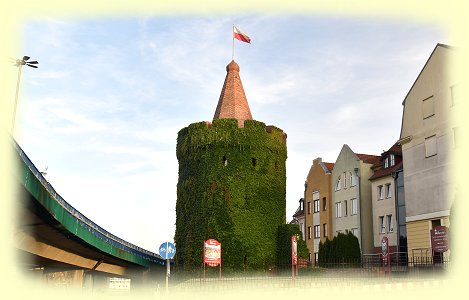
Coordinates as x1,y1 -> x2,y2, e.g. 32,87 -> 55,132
169,252 -> 450,289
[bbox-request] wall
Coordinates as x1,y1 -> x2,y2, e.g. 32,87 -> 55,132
175,118 -> 287,270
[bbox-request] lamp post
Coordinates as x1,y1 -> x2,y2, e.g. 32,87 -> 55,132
11,56 -> 39,133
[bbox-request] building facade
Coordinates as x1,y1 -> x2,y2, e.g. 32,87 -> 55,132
303,158 -> 333,263
369,142 -> 404,254
399,44 -> 457,260
331,145 -> 379,255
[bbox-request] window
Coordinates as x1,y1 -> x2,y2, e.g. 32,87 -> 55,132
351,198 -> 358,215
335,202 -> 342,218
300,222 -> 304,239
335,176 -> 341,191
379,216 -> 385,233
343,172 -> 347,188
313,199 -> 320,213
387,215 -> 394,232
385,183 -> 392,198
322,197 -> 327,211
314,225 -> 320,239
351,172 -> 357,186
377,185 -> 384,200
343,200 -> 348,217
425,135 -> 437,157
307,202 -> 311,214
389,154 -> 395,166
422,95 -> 435,119
351,228 -> 358,237
384,157 -> 389,168
308,226 -> 312,240
323,223 -> 328,238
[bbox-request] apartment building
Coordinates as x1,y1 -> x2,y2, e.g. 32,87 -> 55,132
303,158 -> 334,263
398,43 -> 457,260
331,144 -> 379,255
369,142 -> 405,254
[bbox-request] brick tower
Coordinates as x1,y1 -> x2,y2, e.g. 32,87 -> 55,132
175,60 -> 287,271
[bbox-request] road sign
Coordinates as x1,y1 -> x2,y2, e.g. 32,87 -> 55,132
291,235 -> 298,265
159,242 -> 176,259
204,239 -> 221,267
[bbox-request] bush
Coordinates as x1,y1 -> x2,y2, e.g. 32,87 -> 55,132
318,232 -> 361,267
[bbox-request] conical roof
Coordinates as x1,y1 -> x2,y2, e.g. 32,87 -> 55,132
213,60 -> 253,127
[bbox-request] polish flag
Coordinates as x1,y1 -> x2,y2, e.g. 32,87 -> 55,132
233,26 -> 251,43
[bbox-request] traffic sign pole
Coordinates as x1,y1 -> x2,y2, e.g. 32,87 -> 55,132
158,242 -> 176,293
166,258 -> 169,292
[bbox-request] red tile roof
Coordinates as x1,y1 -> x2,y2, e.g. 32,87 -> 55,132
324,162 -> 334,171
369,161 -> 403,180
356,153 -> 380,165
213,60 -> 253,127
369,142 -> 403,180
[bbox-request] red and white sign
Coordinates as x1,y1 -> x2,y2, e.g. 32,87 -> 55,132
430,226 -> 449,253
204,239 -> 222,267
291,235 -> 298,265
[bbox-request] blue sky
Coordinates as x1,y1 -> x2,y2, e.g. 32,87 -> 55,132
13,14 -> 444,253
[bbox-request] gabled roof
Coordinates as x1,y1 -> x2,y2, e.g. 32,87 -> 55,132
399,43 -> 453,140
213,60 -> 253,127
324,162 -> 334,172
401,43 -> 452,106
356,153 -> 380,165
369,142 -> 403,181
369,161 -> 403,181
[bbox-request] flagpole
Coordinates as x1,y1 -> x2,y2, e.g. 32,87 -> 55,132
232,24 -> 235,61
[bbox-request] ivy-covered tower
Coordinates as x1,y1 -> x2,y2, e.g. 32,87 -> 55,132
175,60 -> 287,271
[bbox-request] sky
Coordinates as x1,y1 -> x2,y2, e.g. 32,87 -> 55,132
10,13 -> 445,254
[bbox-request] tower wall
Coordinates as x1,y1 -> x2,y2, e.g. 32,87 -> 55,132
175,118 -> 287,270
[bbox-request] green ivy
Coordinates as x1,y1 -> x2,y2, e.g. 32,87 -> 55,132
276,224 -> 309,266
175,118 -> 287,271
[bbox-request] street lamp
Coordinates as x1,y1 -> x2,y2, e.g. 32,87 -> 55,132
11,55 -> 39,133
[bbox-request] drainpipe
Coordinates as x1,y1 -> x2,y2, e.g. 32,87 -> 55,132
354,167 -> 363,255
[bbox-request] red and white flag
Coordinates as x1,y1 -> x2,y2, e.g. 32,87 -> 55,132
233,26 -> 251,43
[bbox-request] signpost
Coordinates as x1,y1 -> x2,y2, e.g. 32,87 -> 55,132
159,242 -> 176,292
204,239 -> 222,279
381,236 -> 390,275
291,235 -> 298,280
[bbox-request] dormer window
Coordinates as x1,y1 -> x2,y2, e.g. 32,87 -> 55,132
389,154 -> 395,166
384,157 -> 389,168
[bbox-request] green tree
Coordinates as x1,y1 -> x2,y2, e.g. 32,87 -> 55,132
317,232 -> 361,266
277,224 -> 309,266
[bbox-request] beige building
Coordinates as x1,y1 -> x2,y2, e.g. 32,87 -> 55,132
331,145 -> 379,255
398,44 -> 457,260
369,142 -> 403,254
303,158 -> 334,263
